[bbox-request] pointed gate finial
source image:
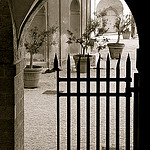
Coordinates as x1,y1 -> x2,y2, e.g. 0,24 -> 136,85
54,53 -> 58,71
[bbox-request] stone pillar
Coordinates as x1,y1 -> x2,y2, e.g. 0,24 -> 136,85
14,61 -> 25,150
0,0 -> 15,149
80,0 -> 91,34
0,0 -> 25,149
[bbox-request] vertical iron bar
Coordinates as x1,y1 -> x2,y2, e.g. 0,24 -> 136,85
56,55 -> 60,150
116,56 -> 121,150
133,73 -> 139,150
77,56 -> 81,150
106,54 -> 110,150
67,55 -> 71,150
96,54 -> 101,150
126,54 -> 131,150
87,54 -> 90,150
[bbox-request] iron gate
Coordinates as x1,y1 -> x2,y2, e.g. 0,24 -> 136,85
56,54 -> 139,150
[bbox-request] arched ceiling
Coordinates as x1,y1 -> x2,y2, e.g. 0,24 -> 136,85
9,0 -> 47,42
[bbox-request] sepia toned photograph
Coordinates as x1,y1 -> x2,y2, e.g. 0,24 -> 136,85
0,0 -> 146,150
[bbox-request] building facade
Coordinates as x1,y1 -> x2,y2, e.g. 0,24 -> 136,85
25,0 -> 92,68
26,0 -> 131,67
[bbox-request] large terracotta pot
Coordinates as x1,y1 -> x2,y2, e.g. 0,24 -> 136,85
24,65 -> 42,88
107,43 -> 125,59
73,54 -> 92,73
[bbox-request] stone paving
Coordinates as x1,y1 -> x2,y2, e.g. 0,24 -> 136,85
24,37 -> 139,150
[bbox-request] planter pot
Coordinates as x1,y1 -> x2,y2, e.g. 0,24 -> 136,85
122,31 -> 131,39
73,54 -> 92,73
24,65 -> 42,88
107,43 -> 125,59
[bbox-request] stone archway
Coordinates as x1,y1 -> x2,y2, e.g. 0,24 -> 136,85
0,0 -> 144,149
14,1 -> 48,149
96,0 -> 124,33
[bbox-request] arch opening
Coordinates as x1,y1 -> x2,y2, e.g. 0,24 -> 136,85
70,0 -> 80,54
0,0 -> 141,149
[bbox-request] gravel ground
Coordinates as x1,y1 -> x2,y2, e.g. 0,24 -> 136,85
24,37 -> 139,150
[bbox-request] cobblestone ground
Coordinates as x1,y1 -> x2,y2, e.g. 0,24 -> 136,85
24,37 -> 139,150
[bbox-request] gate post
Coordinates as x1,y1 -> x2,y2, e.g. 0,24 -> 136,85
134,48 -> 141,150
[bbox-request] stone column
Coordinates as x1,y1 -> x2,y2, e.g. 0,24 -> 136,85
0,0 -> 16,149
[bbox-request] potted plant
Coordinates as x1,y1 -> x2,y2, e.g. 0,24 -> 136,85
107,14 -> 131,59
122,28 -> 130,39
24,26 -> 58,88
66,12 -> 108,73
122,15 -> 132,39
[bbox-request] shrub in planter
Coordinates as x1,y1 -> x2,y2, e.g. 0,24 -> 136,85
66,12 -> 108,73
122,28 -> 131,39
107,14 -> 131,59
122,15 -> 132,39
24,26 -> 58,88
73,54 -> 93,73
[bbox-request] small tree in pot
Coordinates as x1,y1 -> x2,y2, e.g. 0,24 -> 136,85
24,26 -> 58,88
117,14 -> 132,40
107,14 -> 131,59
66,12 -> 108,73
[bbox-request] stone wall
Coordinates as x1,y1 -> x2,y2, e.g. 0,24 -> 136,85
14,60 -> 25,150
0,64 -> 15,150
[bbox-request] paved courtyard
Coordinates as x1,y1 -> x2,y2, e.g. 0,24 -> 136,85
24,36 -> 139,150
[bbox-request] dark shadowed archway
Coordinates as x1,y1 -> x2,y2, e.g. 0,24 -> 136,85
0,0 -> 146,149
124,0 -> 146,149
